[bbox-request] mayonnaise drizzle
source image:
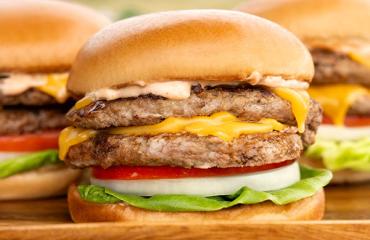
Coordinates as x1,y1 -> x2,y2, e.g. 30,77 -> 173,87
0,74 -> 46,95
0,73 -> 68,97
85,72 -> 308,101
87,81 -> 192,101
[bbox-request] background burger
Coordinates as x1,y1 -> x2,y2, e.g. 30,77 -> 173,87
238,0 -> 370,183
61,10 -> 331,222
0,0 -> 110,200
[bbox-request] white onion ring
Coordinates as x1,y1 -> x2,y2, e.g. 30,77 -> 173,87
317,124 -> 370,141
91,161 -> 300,196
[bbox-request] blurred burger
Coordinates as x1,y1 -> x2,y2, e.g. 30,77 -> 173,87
0,0 -> 110,200
239,0 -> 370,183
61,10 -> 331,222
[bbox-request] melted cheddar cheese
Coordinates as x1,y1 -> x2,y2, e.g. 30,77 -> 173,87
58,112 -> 286,160
59,127 -> 96,160
36,73 -> 69,103
110,112 -> 286,140
308,84 -> 368,126
74,97 -> 93,109
272,88 -> 310,133
349,49 -> 370,68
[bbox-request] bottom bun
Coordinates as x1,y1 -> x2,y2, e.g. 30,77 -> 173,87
68,184 -> 325,222
0,165 -> 81,200
301,157 -> 370,184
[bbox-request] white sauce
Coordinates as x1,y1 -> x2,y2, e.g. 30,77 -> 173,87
91,161 -> 300,197
247,71 -> 309,89
87,81 -> 192,101
0,74 -> 46,95
85,72 -> 308,101
317,124 -> 370,141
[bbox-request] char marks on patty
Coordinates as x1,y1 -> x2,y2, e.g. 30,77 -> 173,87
65,130 -> 303,169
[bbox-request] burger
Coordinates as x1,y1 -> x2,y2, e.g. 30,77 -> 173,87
0,0 -> 110,200
61,10 -> 331,222
238,0 -> 370,183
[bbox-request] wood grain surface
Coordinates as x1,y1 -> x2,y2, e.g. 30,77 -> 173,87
0,183 -> 369,239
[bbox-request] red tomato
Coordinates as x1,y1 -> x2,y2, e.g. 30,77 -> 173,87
322,116 -> 370,127
92,160 -> 294,180
0,131 -> 60,152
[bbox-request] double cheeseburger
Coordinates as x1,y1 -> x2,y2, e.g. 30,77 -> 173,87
239,0 -> 370,183
61,10 -> 331,222
0,0 -> 110,200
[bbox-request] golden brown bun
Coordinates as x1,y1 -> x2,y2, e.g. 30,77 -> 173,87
301,157 -> 370,184
0,0 -> 110,73
237,0 -> 370,50
68,10 -> 313,95
68,184 -> 325,222
0,165 -> 81,200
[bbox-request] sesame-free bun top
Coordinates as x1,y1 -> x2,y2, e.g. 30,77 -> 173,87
0,0 -> 110,73
67,10 -> 313,95
237,0 -> 370,50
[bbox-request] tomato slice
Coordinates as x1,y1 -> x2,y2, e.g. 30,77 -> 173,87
322,116 -> 370,127
92,160 -> 295,180
0,131 -> 60,152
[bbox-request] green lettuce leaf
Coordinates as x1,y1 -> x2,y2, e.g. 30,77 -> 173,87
306,137 -> 370,172
0,150 -> 60,178
78,165 -> 332,212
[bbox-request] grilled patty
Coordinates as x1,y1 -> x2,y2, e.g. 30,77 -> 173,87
0,108 -> 68,135
0,89 -> 59,106
67,85 -> 322,132
65,129 -> 303,169
348,94 -> 370,116
64,85 -> 322,169
312,48 -> 370,87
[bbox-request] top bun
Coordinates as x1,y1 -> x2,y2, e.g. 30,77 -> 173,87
67,10 -> 313,95
0,0 -> 110,73
237,0 -> 370,50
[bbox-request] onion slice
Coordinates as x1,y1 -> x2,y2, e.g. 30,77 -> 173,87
91,161 -> 300,196
317,124 -> 370,141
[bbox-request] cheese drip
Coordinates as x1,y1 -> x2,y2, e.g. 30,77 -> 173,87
349,48 -> 370,68
36,74 -> 68,103
74,97 -> 93,109
308,84 -> 368,126
272,88 -> 310,133
0,73 -> 69,103
59,127 -> 96,160
59,112 -> 286,160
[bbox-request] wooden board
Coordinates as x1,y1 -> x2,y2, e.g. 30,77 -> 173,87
0,183 -> 369,239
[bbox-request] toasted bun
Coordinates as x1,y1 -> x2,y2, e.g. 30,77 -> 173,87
237,0 -> 370,50
68,184 -> 325,222
68,10 -> 313,95
0,165 -> 81,200
301,157 -> 370,184
0,0 -> 110,73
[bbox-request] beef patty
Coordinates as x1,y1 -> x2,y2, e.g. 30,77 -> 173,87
0,108 -> 68,135
64,85 -> 322,169
65,129 -> 303,169
0,89 -> 59,106
348,94 -> 370,116
67,85 -> 322,133
312,48 -> 370,87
